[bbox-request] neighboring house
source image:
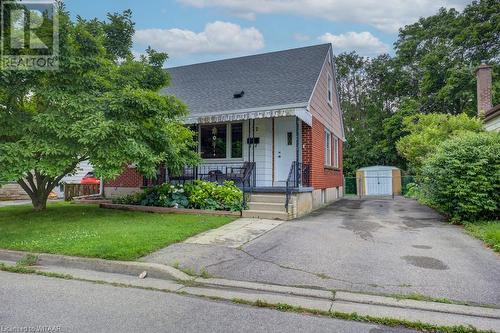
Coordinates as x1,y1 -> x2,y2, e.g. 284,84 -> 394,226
105,44 -> 345,219
53,160 -> 94,198
476,63 -> 499,131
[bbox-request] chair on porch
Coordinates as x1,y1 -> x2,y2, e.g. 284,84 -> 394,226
225,162 -> 255,187
169,167 -> 197,184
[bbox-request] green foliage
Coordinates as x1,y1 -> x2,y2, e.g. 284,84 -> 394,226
0,6 -> 199,210
185,180 -> 243,212
114,183 -> 189,208
420,132 -> 500,222
397,113 -> 484,173
113,181 -> 244,212
464,221 -> 500,253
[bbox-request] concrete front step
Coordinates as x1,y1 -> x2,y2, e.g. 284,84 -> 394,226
242,209 -> 291,220
250,194 -> 287,204
248,202 -> 287,212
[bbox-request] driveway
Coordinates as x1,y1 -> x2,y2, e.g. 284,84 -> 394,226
143,197 -> 500,306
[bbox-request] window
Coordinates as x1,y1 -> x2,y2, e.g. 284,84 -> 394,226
231,123 -> 243,158
324,129 -> 332,166
333,136 -> 339,168
327,72 -> 333,104
200,124 -> 226,159
200,123 -> 242,159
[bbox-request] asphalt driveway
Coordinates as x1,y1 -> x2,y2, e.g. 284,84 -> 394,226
143,197 -> 500,306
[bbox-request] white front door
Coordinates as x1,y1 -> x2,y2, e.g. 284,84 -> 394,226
364,170 -> 392,195
274,117 -> 296,184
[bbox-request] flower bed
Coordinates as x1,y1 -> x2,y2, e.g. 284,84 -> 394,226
112,180 -> 244,212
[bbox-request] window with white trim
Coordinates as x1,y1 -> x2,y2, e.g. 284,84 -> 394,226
333,136 -> 339,168
327,72 -> 333,104
324,129 -> 332,166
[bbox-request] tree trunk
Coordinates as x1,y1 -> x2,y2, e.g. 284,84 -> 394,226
31,191 -> 50,211
17,173 -> 58,211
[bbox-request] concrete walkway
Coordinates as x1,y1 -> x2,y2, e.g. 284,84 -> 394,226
184,218 -> 285,248
143,197 -> 500,306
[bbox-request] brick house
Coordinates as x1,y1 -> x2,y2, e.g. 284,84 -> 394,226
105,44 -> 345,218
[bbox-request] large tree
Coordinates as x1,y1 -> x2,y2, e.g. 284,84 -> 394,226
0,6 -> 198,210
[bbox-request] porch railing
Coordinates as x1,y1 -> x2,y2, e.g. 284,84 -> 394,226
285,162 -> 311,212
143,162 -> 256,209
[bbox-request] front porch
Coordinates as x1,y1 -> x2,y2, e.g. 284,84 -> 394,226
145,116 -> 313,193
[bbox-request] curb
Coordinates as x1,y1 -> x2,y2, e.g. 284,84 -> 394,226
0,249 -> 192,282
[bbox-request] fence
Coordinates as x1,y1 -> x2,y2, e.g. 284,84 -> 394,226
344,175 -> 415,197
64,184 -> 100,201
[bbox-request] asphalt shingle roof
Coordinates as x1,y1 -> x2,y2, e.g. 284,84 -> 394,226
162,44 -> 331,116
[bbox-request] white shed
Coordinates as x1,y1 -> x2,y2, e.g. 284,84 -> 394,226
356,166 -> 401,196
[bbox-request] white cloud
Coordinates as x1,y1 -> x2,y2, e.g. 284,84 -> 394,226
179,0 -> 469,33
293,33 -> 311,42
134,21 -> 264,56
319,31 -> 389,57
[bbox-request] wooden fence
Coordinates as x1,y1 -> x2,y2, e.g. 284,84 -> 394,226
64,184 -> 100,201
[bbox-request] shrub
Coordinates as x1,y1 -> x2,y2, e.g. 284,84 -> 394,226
113,181 -> 243,211
112,184 -> 188,208
420,132 -> 500,222
184,180 -> 243,211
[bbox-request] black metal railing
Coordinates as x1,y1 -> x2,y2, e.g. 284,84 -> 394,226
285,162 -> 311,212
144,162 -> 256,210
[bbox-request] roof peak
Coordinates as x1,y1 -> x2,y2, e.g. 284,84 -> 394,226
165,43 -> 331,70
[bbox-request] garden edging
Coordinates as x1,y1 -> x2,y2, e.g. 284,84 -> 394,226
99,203 -> 241,217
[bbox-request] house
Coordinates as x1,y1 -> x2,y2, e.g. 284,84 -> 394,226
104,44 -> 345,219
476,63 -> 499,131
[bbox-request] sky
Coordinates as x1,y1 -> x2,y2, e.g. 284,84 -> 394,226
65,0 -> 471,67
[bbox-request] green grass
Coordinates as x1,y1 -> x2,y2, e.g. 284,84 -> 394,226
0,202 -> 234,260
464,221 -> 500,253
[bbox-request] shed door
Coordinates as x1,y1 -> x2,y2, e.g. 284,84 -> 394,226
365,169 -> 392,195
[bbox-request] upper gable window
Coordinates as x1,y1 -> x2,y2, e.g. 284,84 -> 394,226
327,72 -> 333,105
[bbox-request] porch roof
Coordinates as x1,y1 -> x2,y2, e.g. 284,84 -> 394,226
162,44 -> 331,123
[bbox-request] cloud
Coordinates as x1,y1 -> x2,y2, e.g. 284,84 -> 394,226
178,0 -> 469,33
293,33 -> 311,42
134,21 -> 264,56
319,31 -> 389,57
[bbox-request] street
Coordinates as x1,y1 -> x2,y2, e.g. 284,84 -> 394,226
0,271 -> 415,333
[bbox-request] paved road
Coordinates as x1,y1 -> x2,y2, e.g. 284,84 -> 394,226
144,197 -> 500,306
0,271 -> 413,333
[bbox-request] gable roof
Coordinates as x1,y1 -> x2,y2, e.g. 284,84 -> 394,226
162,44 -> 332,116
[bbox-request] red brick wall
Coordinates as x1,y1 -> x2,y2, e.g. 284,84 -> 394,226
105,166 -> 143,188
302,117 -> 343,189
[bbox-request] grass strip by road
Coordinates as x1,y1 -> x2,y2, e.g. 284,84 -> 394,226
464,221 -> 500,253
0,202 -> 234,260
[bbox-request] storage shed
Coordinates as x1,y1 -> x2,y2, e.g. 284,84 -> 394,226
356,166 -> 401,196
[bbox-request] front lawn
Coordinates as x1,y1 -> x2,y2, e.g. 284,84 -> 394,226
0,202 -> 234,260
464,221 -> 500,253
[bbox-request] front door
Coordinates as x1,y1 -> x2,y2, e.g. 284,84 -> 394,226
274,117 -> 296,184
